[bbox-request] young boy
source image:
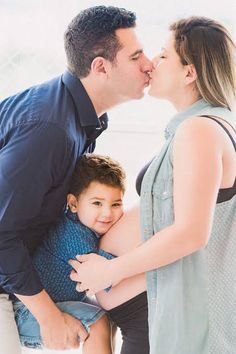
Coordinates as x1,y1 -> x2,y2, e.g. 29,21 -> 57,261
13,154 -> 125,354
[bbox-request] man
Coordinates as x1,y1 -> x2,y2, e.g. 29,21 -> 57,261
0,5 -> 152,353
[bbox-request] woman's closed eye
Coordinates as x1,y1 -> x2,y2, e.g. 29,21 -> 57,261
158,48 -> 167,59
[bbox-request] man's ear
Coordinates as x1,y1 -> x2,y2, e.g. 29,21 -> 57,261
91,57 -> 109,76
67,194 -> 78,213
185,64 -> 197,85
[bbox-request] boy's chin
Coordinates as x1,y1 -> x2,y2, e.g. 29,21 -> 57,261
91,226 -> 109,236
95,228 -> 110,236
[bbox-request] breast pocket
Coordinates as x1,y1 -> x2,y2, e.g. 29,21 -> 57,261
152,178 -> 174,229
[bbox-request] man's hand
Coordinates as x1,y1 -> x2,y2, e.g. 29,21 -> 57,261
40,311 -> 88,349
69,253 -> 118,296
16,290 -> 88,350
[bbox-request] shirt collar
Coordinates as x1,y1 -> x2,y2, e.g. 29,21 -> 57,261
164,99 -> 211,140
61,70 -> 108,130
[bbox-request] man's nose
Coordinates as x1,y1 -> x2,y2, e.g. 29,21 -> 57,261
142,55 -> 155,73
152,56 -> 159,69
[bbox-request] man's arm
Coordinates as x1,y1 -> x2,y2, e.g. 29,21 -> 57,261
0,123 -> 67,294
0,122 -> 87,348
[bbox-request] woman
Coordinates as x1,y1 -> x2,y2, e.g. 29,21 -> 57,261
71,16 -> 236,353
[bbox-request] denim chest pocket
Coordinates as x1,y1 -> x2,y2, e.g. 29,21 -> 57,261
152,178 -> 174,227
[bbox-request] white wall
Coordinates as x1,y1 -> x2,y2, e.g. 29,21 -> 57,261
2,1 -> 236,353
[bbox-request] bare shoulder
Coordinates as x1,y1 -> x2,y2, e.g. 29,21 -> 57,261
177,115 -> 225,131
174,115 -> 227,144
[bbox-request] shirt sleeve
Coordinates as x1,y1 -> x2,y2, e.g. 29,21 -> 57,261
98,249 -> 115,260
0,121 -> 71,295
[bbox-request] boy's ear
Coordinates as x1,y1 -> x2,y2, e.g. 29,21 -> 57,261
67,194 -> 78,213
185,64 -> 197,85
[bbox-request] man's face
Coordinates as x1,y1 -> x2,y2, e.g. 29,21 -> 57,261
107,28 -> 153,102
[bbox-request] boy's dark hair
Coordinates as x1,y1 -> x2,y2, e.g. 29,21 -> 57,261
69,153 -> 126,197
64,5 -> 136,78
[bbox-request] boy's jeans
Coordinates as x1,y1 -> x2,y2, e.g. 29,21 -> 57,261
14,299 -> 105,348
0,294 -> 21,354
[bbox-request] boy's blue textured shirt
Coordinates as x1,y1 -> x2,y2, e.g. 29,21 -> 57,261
33,210 -> 114,303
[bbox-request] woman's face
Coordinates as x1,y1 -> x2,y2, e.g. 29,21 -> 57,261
148,32 -> 188,102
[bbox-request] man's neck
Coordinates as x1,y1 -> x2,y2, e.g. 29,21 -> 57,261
81,78 -> 108,117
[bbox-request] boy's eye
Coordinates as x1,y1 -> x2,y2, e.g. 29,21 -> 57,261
112,203 -> 122,208
93,201 -> 102,206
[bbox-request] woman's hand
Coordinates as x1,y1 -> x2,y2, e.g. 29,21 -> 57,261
69,254 -> 118,296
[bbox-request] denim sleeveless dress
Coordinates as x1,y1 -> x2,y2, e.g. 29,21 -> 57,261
140,99 -> 236,354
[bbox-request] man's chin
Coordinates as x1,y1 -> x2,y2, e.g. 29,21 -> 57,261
119,91 -> 145,103
134,91 -> 145,100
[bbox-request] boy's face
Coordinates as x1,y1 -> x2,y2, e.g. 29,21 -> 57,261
68,181 -> 124,235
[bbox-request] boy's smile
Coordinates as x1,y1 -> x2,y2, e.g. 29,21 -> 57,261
70,181 -> 124,235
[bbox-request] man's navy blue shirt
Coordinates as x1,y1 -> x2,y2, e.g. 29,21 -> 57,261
0,70 -> 108,296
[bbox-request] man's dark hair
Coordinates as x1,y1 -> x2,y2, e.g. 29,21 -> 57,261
64,5 -> 136,78
69,153 -> 126,198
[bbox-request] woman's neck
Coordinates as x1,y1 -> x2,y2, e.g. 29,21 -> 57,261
173,87 -> 201,112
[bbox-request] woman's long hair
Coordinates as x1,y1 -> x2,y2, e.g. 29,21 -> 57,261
170,16 -> 236,110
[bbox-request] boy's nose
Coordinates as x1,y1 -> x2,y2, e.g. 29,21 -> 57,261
101,207 -> 112,218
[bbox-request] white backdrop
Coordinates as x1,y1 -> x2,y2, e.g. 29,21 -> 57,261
1,0 -> 235,205
1,1 -> 236,353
